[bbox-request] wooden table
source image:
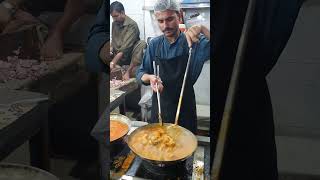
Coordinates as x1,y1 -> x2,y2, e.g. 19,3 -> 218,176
0,89 -> 50,171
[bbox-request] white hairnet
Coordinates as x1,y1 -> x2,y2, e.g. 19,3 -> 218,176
154,0 -> 180,12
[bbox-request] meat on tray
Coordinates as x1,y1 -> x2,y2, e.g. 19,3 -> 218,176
0,55 -> 50,83
110,79 -> 127,89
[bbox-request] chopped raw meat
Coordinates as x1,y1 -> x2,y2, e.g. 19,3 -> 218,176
110,79 -> 128,89
19,59 -> 38,68
0,55 -> 50,82
7,56 -> 19,62
0,61 -> 12,69
0,48 -> 52,82
31,65 -> 41,71
9,70 -> 16,78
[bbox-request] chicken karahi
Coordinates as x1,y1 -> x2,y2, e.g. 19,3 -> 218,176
128,124 -> 197,161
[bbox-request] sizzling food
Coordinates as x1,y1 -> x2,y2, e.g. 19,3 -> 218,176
128,124 -> 197,161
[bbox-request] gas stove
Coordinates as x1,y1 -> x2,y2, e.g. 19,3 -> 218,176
110,136 -> 210,180
124,155 -> 193,180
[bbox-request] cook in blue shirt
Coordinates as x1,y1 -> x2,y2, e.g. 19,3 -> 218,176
136,0 -> 210,133
136,33 -> 210,85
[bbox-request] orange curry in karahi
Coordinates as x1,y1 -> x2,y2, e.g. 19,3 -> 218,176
129,124 -> 197,161
110,120 -> 129,142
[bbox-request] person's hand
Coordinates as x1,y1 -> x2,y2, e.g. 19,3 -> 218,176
149,75 -> 163,93
123,71 -> 130,81
185,25 -> 202,48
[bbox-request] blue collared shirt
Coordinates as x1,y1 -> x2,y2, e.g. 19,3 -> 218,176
136,32 -> 210,85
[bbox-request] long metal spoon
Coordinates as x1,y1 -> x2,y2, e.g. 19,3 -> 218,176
153,61 -> 163,126
174,47 -> 193,125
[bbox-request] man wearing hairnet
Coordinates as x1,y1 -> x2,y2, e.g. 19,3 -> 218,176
136,0 -> 210,133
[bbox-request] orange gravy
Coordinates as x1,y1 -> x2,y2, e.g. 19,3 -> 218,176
129,125 -> 197,161
110,120 -> 128,142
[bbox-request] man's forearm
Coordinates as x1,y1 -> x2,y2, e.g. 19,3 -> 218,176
141,73 -> 152,84
111,52 -> 123,64
127,61 -> 135,71
127,54 -> 141,72
126,60 -> 139,77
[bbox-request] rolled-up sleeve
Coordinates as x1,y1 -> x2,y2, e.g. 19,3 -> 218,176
85,0 -> 109,72
136,40 -> 155,85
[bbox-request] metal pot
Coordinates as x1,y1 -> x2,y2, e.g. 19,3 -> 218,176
110,113 -> 131,157
127,123 -> 198,167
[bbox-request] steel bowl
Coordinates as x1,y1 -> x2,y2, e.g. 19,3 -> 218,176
110,113 -> 131,157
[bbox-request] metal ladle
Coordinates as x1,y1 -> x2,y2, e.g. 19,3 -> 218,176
174,47 -> 193,125
153,61 -> 163,126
